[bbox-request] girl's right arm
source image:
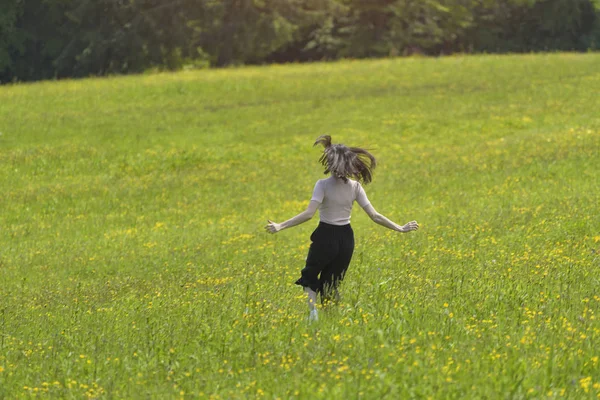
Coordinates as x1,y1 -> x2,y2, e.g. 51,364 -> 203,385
362,204 -> 418,233
265,200 -> 320,234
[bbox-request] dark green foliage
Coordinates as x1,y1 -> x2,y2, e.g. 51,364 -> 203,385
580,10 -> 600,50
1,0 -> 72,82
467,0 -> 599,52
0,0 -> 199,82
194,0 -> 297,66
0,0 -> 22,74
53,0 -> 191,76
0,0 -> 598,83
337,0 -> 480,57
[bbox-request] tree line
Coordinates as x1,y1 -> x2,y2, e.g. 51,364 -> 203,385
1,0 -> 599,83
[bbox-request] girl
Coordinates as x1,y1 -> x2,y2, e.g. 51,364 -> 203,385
265,135 -> 418,321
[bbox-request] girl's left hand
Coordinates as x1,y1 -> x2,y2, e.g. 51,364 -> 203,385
265,220 -> 282,234
401,220 -> 419,232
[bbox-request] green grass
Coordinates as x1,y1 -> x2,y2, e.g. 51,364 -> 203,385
1,53 -> 600,399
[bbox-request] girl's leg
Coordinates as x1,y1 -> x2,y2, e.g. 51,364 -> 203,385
305,287 -> 319,321
320,229 -> 354,305
297,237 -> 339,317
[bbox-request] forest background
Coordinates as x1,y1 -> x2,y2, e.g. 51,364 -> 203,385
1,0 -> 600,84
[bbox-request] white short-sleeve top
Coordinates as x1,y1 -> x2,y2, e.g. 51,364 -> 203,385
310,176 -> 371,225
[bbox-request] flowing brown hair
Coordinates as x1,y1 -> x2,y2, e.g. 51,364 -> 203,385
314,135 -> 377,184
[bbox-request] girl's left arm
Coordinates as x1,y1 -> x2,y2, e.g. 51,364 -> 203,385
362,203 -> 419,233
265,200 -> 320,234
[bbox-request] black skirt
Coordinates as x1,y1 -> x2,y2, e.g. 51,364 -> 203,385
295,222 -> 355,295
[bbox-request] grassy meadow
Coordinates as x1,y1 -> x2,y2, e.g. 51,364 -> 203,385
1,53 -> 600,398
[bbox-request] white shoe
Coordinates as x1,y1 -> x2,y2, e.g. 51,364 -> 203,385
308,309 -> 319,322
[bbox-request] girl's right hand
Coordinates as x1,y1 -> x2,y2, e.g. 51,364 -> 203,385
265,220 -> 282,234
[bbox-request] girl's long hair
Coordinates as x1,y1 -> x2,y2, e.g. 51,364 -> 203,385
314,135 -> 377,184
